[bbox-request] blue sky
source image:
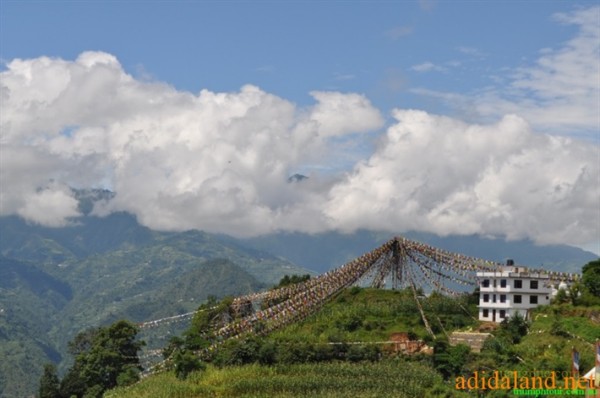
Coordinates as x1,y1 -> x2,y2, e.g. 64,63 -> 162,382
1,1 -> 585,113
1,1 -> 599,254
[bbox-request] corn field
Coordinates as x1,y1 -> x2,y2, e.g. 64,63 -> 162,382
107,360 -> 462,397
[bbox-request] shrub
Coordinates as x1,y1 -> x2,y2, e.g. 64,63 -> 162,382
174,350 -> 205,380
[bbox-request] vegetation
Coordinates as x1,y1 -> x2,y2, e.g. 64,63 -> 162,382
39,320 -> 145,398
106,259 -> 600,397
1,212 -> 312,397
39,364 -> 61,398
107,360 -> 461,398
109,287 -> 478,397
275,274 -> 311,288
2,205 -> 597,397
581,259 -> 600,304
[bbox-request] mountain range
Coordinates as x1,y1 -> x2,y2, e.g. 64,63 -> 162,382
0,206 -> 596,397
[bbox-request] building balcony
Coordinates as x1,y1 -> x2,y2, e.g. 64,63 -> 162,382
479,286 -> 552,294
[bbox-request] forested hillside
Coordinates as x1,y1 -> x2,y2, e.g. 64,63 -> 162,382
0,214 -> 311,398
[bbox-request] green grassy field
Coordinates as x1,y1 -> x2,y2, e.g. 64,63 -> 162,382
107,360 -> 461,398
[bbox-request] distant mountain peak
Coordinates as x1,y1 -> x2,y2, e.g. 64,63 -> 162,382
288,174 -> 308,183
71,188 -> 115,215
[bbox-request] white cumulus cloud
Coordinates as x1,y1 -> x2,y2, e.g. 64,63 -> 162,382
324,110 -> 599,247
0,28 -> 598,250
0,52 -> 384,235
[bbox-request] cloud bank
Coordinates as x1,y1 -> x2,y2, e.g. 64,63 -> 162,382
325,110 -> 598,247
0,7 -> 598,249
0,51 -> 385,236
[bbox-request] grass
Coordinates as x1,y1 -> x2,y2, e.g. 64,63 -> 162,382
107,360 -> 460,398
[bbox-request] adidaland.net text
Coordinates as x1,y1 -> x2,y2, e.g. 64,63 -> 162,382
455,371 -> 596,391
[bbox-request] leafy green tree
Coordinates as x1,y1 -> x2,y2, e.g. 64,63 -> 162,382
82,384 -> 103,398
582,259 -> 600,297
553,287 -> 569,304
433,341 -> 471,379
38,364 -> 60,398
568,281 -> 582,305
496,313 -> 528,344
68,327 -> 100,356
77,320 -> 143,390
60,363 -> 87,398
61,320 -> 144,397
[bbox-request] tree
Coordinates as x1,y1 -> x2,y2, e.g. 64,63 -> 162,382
77,320 -> 145,390
60,363 -> 87,398
68,327 -> 100,356
553,287 -> 569,304
496,313 -> 528,344
173,349 -> 205,379
433,341 -> 471,379
61,320 -> 145,397
39,364 -> 60,398
582,259 -> 600,297
567,281 -> 582,305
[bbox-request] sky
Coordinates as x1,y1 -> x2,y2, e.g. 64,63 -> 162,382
0,1 -> 599,254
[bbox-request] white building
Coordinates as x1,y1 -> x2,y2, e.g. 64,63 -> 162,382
477,260 -> 553,323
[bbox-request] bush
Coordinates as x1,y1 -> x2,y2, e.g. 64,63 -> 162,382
213,338 -> 260,367
174,350 -> 205,380
347,344 -> 380,362
496,313 -> 528,344
257,341 -> 278,365
433,341 -> 471,379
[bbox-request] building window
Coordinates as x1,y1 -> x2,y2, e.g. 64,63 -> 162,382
514,280 -> 522,288
493,279 -> 497,288
514,295 -> 522,304
500,310 -> 506,319
530,280 -> 538,289
500,294 -> 506,303
493,294 -> 497,303
483,309 -> 489,318
482,279 -> 490,288
500,279 -> 507,288
483,294 -> 489,303
530,295 -> 538,304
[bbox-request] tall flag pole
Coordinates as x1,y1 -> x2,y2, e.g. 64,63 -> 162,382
595,341 -> 599,389
572,347 -> 580,377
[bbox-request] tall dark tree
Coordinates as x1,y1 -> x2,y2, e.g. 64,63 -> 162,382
60,320 -> 145,397
582,259 -> 600,297
77,320 -> 145,390
38,364 -> 60,398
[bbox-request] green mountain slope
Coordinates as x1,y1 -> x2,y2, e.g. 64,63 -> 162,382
0,257 -> 69,398
0,215 -> 313,398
